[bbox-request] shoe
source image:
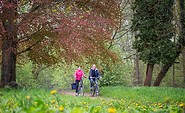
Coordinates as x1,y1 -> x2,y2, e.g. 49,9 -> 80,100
75,93 -> 78,96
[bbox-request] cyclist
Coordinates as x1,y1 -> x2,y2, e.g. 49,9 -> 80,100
89,64 -> 100,91
74,66 -> 86,96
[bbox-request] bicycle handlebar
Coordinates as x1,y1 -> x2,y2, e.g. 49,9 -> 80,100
90,76 -> 99,78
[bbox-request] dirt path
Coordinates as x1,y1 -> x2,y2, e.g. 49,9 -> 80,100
59,90 -> 117,101
59,90 -> 95,97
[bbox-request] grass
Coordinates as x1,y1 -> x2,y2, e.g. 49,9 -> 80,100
100,86 -> 185,102
0,86 -> 184,113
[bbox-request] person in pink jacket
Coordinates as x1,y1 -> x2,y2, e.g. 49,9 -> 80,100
74,66 -> 86,95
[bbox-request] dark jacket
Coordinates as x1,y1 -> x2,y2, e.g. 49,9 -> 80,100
89,68 -> 99,79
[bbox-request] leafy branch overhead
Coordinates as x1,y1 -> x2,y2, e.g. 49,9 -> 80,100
0,0 -> 122,65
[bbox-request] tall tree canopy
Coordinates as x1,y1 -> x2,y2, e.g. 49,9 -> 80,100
0,0 -> 121,87
132,0 -> 176,86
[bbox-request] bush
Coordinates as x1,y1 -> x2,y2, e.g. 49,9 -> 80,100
100,63 -> 132,86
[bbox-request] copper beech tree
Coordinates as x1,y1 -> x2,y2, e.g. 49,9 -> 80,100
0,0 -> 121,87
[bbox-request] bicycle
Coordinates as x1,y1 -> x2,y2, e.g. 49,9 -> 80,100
77,79 -> 84,96
90,77 -> 99,97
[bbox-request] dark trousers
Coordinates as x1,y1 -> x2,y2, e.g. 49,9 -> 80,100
90,78 -> 96,88
75,80 -> 80,93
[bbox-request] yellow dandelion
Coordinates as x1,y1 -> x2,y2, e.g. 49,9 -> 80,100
159,105 -> 163,108
50,90 -> 57,95
59,106 -> 64,112
51,99 -> 56,103
26,95 -> 30,100
179,103 -> 184,107
154,109 -> 157,112
108,107 -> 116,113
46,104 -> 49,107
94,109 -> 98,112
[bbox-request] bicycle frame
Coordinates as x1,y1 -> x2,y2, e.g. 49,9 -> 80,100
77,79 -> 84,96
90,77 -> 99,96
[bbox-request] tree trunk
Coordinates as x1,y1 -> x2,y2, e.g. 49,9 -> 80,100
180,0 -> 185,84
133,53 -> 142,85
172,64 -> 176,87
0,1 -> 18,88
182,49 -> 185,84
144,63 -> 154,86
153,63 -> 172,86
153,0 -> 185,86
1,37 -> 17,87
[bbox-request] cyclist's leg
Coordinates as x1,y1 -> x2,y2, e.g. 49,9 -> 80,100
75,80 -> 80,95
90,79 -> 93,90
79,80 -> 84,96
92,79 -> 97,96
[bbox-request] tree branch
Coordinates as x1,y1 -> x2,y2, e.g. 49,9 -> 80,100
18,27 -> 43,43
124,53 -> 136,59
18,38 -> 43,55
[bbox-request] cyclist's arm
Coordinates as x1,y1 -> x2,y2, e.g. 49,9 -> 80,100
82,71 -> 87,78
89,69 -> 92,78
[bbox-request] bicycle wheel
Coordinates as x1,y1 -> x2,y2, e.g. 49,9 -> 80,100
95,84 -> 99,96
78,82 -> 84,96
78,86 -> 84,96
91,83 -> 95,97
92,85 -> 96,97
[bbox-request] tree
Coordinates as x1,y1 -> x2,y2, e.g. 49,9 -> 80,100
0,0 -> 121,87
132,0 -> 176,86
153,0 -> 185,86
182,49 -> 185,84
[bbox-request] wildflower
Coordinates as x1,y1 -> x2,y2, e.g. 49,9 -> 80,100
108,107 -> 116,113
26,95 -> 30,100
46,104 -> 49,107
165,97 -> 170,103
59,106 -> 64,112
179,103 -> 184,107
51,99 -> 56,103
50,90 -> 57,95
159,105 -> 163,108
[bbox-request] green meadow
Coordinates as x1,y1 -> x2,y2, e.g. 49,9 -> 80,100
0,86 -> 184,113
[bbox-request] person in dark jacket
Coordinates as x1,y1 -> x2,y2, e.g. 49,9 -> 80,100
89,64 -> 100,90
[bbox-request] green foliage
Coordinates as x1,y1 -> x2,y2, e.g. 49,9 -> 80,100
17,62 -> 70,89
16,61 -> 92,89
16,61 -> 36,88
132,0 -> 176,64
100,63 -> 132,86
16,58 -> 133,89
0,87 -> 184,113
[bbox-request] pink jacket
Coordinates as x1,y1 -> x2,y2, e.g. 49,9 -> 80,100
74,69 -> 84,80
